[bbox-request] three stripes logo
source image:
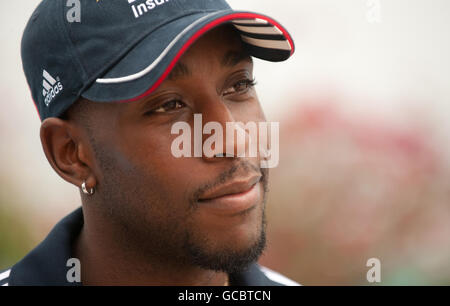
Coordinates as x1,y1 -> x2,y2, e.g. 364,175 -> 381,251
42,69 -> 63,107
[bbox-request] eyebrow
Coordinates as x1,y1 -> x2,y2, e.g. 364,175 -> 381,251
168,61 -> 191,81
167,50 -> 252,81
221,50 -> 252,67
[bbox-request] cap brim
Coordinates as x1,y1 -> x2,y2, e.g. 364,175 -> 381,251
82,10 -> 295,103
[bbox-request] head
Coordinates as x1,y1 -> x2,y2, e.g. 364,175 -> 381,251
40,24 -> 269,274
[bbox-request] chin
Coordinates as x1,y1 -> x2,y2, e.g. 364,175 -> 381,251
183,199 -> 267,272
196,203 -> 264,247
185,221 -> 267,274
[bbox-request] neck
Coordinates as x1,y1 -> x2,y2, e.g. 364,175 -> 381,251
73,208 -> 229,286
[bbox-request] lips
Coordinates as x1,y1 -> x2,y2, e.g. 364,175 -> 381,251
198,174 -> 262,202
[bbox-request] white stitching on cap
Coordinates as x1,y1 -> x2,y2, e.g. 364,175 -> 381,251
240,35 -> 291,51
233,24 -> 283,35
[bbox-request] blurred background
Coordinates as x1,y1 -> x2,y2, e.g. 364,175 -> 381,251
1,0 -> 450,285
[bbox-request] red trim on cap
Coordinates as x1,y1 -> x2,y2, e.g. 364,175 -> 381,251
114,12 -> 294,104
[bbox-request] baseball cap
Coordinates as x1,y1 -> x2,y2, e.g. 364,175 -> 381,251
21,0 -> 295,121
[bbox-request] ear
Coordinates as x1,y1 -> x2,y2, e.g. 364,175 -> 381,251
40,118 -> 96,191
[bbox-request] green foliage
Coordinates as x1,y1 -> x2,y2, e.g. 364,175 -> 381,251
0,198 -> 34,270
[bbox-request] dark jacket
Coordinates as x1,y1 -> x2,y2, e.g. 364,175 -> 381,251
0,207 -> 300,286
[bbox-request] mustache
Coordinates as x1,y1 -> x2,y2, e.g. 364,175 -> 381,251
191,161 -> 268,206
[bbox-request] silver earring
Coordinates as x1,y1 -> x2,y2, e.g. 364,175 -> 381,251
81,181 -> 95,195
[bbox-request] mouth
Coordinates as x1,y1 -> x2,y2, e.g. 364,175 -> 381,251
197,174 -> 262,216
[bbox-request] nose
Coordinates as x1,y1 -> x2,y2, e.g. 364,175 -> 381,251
197,96 -> 252,163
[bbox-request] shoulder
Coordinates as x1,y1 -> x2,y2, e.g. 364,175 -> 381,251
258,265 -> 302,286
0,268 -> 11,286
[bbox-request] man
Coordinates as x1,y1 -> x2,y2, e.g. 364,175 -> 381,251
0,0 -> 299,286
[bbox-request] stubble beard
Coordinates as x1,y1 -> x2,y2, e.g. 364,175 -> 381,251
91,138 -> 270,275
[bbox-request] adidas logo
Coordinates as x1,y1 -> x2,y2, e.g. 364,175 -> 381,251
42,69 -> 63,107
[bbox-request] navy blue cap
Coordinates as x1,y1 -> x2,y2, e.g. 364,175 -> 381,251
21,0 -> 295,121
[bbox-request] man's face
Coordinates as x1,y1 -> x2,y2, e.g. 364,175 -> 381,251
81,25 -> 269,273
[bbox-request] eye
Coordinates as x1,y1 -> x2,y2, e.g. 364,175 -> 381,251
150,100 -> 186,114
223,78 -> 257,97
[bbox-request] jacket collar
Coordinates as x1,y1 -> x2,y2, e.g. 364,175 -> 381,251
9,207 -> 278,286
9,208 -> 83,286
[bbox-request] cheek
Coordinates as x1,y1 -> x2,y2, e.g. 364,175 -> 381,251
115,126 -> 200,204
227,97 -> 266,123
